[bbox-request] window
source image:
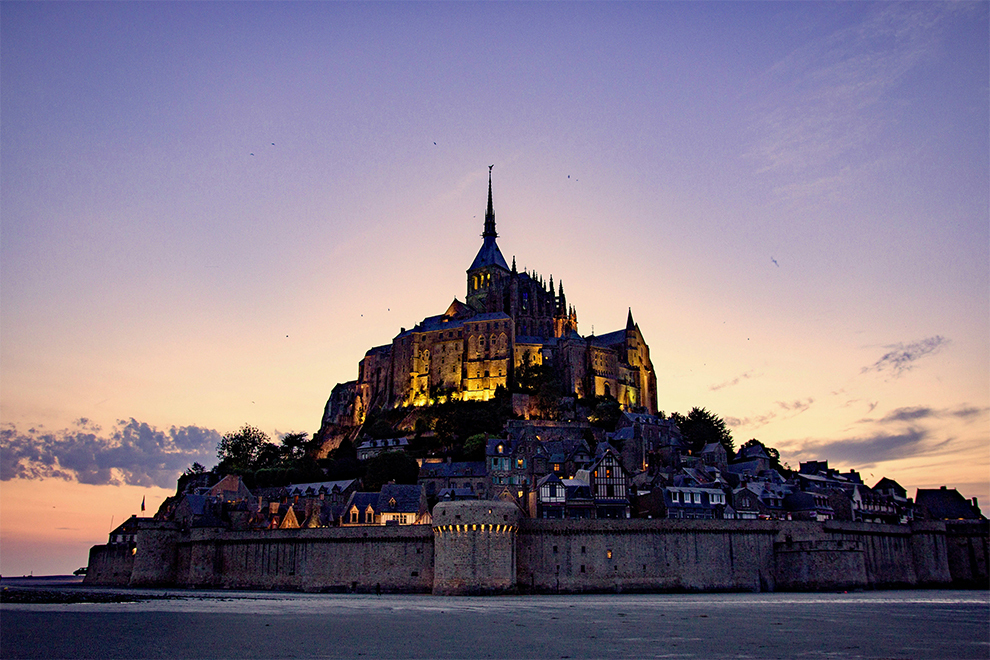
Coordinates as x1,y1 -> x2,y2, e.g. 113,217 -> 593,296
516,457 -> 526,469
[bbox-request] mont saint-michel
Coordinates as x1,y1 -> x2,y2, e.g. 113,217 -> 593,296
85,172 -> 988,595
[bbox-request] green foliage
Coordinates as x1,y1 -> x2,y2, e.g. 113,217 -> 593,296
463,433 -> 489,461
671,407 -> 734,456
588,396 -> 622,431
217,424 -> 270,472
279,432 -> 311,462
362,451 -> 420,492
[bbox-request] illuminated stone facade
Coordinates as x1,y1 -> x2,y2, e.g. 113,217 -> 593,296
323,169 -> 658,427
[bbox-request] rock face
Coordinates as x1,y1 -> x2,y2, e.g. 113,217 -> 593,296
432,501 -> 522,596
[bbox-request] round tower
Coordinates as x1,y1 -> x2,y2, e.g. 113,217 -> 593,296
432,500 -> 521,595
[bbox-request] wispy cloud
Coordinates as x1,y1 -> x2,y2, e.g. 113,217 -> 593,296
862,335 -> 949,377
859,404 -> 988,425
0,418 -> 219,488
786,427 -> 939,466
747,3 -> 966,200
709,370 -> 755,392
726,397 -> 815,430
782,402 -> 988,468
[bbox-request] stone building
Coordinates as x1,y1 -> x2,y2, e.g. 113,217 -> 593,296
320,168 -> 657,435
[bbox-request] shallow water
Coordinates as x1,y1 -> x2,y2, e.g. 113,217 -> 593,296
2,586 -> 987,658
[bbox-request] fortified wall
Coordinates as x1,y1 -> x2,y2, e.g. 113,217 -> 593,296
86,502 -> 988,594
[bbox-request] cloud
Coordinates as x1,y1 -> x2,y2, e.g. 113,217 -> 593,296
709,370 -> 755,392
786,427 -> 938,467
0,418 -> 220,488
859,404 -> 989,426
726,397 -> 814,430
861,335 -> 949,377
782,403 -> 988,468
747,3 -> 966,199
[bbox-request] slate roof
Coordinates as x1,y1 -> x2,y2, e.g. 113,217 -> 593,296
377,484 -> 424,514
437,487 -> 477,501
468,236 -> 510,272
916,487 -> 984,520
419,461 -> 487,479
589,329 -> 626,347
873,477 -> 908,499
287,479 -> 356,497
346,492 -> 380,512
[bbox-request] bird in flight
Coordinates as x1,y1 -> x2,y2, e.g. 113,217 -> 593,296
771,257 -> 779,267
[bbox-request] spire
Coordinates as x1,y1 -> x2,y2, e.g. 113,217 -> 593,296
511,256 -> 517,273
467,165 -> 509,274
626,307 -> 635,330
483,164 -> 496,238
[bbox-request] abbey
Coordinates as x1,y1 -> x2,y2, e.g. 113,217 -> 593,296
324,168 -> 658,428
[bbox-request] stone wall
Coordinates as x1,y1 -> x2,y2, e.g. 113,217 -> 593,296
85,513 -> 987,594
944,520 -> 990,588
517,519 -> 778,593
173,525 -> 435,592
84,543 -> 135,586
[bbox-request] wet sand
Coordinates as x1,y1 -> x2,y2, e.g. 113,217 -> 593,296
1,585 -> 987,659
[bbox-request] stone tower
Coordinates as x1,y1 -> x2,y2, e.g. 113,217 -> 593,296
432,500 -> 521,595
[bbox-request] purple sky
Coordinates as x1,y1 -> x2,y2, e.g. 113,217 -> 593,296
1,2 -> 987,576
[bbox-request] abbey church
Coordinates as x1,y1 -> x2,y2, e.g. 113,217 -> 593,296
322,168 -> 657,429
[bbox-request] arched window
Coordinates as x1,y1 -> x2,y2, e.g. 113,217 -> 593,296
604,383 -> 611,398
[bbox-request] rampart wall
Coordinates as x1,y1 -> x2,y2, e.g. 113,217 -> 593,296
516,519 -> 777,593
85,508 -> 988,594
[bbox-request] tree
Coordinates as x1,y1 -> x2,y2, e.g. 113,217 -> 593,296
217,424 -> 270,472
362,451 -> 420,492
462,433 -> 489,461
671,407 -> 734,456
588,396 -> 622,431
279,431 -> 310,462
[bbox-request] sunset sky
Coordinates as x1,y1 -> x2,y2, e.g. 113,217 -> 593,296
2,2 -> 987,576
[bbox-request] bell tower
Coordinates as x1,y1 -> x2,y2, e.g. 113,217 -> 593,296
466,165 -> 510,313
